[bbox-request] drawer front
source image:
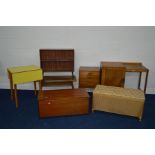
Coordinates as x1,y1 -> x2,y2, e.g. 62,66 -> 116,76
79,71 -> 100,88
39,97 -> 89,117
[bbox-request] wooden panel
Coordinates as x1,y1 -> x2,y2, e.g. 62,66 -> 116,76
79,67 -> 100,88
40,49 -> 74,61
38,89 -> 89,117
101,62 -> 125,68
100,62 -> 125,87
122,62 -> 149,72
39,98 -> 88,117
101,68 -> 125,87
42,75 -> 76,86
40,49 -> 74,72
40,61 -> 74,72
39,89 -> 89,99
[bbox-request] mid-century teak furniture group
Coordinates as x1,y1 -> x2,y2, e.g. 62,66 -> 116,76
7,49 -> 149,120
79,61 -> 149,93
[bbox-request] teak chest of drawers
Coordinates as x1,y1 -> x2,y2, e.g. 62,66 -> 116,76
79,66 -> 100,88
38,89 -> 89,118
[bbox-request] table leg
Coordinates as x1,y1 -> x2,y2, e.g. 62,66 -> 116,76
14,84 -> 19,108
34,81 -> 37,95
39,80 -> 42,94
8,72 -> 14,100
138,72 -> 142,89
71,82 -> 74,89
144,70 -> 149,93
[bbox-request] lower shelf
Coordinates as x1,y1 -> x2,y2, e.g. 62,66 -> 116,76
42,75 -> 76,87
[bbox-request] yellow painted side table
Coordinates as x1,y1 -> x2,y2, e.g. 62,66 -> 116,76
7,65 -> 43,108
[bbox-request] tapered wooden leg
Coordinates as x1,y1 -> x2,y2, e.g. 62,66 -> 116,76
14,84 -> 19,108
139,105 -> 144,121
138,72 -> 142,89
38,80 -> 42,95
71,82 -> 74,89
8,72 -> 14,100
34,81 -> 37,95
144,70 -> 149,93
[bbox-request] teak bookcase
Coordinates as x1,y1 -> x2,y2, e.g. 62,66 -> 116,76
40,49 -> 76,88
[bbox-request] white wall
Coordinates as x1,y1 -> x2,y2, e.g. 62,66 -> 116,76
0,26 -> 155,93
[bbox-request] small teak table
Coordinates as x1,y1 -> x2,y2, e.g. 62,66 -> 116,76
122,62 -> 149,93
7,65 -> 43,108
100,62 -> 149,93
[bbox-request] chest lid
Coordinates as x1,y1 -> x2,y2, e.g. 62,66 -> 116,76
38,89 -> 89,101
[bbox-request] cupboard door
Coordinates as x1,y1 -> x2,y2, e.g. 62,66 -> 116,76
101,68 -> 125,87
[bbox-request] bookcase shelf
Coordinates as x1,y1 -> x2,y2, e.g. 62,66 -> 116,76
40,49 -> 76,88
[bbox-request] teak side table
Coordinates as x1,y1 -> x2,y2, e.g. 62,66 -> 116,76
122,62 -> 149,93
7,65 -> 43,108
100,61 -> 149,93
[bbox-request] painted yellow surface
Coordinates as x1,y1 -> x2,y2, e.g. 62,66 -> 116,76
8,65 -> 43,84
8,65 -> 41,73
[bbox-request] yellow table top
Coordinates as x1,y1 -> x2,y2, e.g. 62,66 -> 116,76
7,65 -> 43,84
8,65 -> 41,73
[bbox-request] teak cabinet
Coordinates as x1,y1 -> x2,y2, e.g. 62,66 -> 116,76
79,66 -> 100,88
100,62 -> 126,87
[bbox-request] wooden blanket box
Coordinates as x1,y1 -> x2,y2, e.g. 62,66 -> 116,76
38,89 -> 89,117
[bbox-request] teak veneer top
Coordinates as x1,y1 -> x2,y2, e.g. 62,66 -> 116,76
122,62 -> 149,72
101,62 -> 125,68
101,61 -> 149,72
80,66 -> 100,71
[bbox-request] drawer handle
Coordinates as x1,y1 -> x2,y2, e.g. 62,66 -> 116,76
48,101 -> 51,105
